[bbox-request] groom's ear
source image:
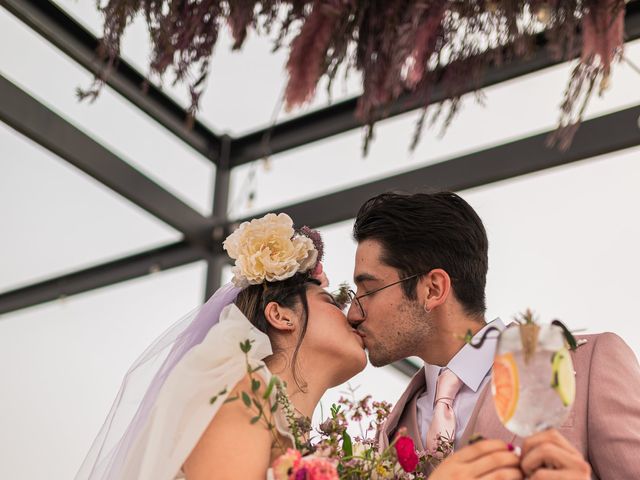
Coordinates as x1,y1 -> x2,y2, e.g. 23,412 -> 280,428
419,269 -> 451,312
263,301 -> 297,332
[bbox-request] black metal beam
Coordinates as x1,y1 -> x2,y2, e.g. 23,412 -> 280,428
0,74 -> 214,242
1,0 -> 222,163
237,103 -> 640,228
204,135 -> 232,299
229,1 -> 640,166
0,242 -> 206,316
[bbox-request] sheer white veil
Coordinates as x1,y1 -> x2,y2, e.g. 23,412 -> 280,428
75,283 -> 243,480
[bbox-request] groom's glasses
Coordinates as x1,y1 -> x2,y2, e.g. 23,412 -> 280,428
346,273 -> 423,318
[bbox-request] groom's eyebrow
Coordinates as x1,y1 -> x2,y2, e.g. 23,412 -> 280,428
354,273 -> 378,285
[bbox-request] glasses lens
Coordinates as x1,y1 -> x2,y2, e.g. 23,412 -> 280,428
349,289 -> 365,317
331,289 -> 352,312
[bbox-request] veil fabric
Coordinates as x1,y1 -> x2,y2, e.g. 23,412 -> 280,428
75,283 -> 293,480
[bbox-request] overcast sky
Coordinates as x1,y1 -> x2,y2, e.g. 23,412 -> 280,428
2,3 -> 640,479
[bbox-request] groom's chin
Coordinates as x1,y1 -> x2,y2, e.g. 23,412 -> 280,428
367,351 -> 394,368
369,358 -> 388,368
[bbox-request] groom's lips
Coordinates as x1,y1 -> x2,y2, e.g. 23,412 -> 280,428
351,328 -> 366,348
359,331 -> 374,351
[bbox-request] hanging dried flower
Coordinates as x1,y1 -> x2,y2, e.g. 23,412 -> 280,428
84,0 -> 627,154
549,0 -> 625,149
284,1 -> 352,110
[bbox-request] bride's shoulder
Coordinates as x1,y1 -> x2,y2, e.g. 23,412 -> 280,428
182,371 -> 274,477
215,371 -> 274,426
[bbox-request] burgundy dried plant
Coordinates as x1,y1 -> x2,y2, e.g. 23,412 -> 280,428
550,0 -> 625,149
83,0 -> 627,154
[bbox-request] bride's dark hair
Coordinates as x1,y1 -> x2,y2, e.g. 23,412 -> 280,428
235,273 -> 320,390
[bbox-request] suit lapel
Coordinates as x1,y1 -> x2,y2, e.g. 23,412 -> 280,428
380,367 -> 427,450
401,389 -> 425,451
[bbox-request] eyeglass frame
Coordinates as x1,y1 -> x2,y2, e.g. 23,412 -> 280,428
346,272 -> 423,318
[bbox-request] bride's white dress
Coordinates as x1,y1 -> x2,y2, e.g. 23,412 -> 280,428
115,304 -> 294,480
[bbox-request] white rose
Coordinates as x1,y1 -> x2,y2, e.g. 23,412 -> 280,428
223,213 -> 317,287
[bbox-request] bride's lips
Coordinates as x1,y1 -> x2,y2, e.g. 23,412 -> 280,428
352,329 -> 365,348
357,330 -> 370,350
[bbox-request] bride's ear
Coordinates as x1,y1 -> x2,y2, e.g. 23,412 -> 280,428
419,269 -> 451,312
264,301 -> 297,332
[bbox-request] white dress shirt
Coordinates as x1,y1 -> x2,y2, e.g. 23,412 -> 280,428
416,318 -> 506,449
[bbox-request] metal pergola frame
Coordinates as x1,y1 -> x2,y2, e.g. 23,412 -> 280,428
2,0 -> 640,377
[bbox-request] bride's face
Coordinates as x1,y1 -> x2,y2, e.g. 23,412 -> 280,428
298,284 -> 367,386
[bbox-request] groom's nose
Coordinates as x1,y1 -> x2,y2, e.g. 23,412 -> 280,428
347,303 -> 365,328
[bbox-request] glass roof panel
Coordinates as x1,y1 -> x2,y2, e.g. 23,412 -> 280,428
0,122 -> 181,292
464,146 -> 640,356
0,262 -> 207,480
1,9 -> 215,216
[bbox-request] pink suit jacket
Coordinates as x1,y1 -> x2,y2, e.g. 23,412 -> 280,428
379,333 -> 640,479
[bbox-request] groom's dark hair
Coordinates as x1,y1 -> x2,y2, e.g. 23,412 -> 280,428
352,191 -> 488,316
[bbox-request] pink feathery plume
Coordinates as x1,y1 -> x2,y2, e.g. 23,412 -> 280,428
581,0 -> 624,90
406,1 -> 448,89
228,0 -> 259,50
369,1 -> 413,109
354,2 -> 396,123
284,2 -> 346,111
550,0 -> 624,149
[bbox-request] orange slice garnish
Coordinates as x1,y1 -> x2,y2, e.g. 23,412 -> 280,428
491,352 -> 520,424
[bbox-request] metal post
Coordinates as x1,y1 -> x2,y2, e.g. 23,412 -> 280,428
204,135 -> 232,299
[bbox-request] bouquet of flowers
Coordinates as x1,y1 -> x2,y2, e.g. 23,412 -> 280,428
273,389 -> 453,480
219,339 -> 454,480
269,390 -> 454,480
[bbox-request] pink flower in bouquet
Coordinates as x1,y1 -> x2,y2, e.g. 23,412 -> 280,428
292,457 -> 339,480
394,435 -> 419,473
272,449 -> 302,480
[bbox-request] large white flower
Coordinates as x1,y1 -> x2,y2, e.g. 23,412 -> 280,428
223,213 -> 318,288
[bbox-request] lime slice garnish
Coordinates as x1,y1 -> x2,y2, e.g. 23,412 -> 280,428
551,348 -> 575,407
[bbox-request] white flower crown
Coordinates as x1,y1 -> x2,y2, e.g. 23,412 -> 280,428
223,213 -> 320,288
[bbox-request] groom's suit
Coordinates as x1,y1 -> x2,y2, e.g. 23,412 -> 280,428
379,332 -> 640,479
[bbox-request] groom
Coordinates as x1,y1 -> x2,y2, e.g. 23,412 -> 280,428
347,191 -> 640,478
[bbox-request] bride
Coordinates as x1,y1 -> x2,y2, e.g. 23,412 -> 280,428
76,212 -> 521,480
75,213 -> 367,480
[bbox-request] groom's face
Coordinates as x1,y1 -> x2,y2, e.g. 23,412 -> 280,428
349,239 -> 429,367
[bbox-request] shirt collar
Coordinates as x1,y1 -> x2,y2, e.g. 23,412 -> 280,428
424,318 -> 506,393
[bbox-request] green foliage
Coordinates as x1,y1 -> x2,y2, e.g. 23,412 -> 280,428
341,431 -> 353,458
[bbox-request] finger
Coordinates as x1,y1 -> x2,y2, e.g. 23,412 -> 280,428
530,470 -> 581,480
479,468 -> 524,480
521,443 -> 583,476
522,429 -> 574,457
454,440 -> 512,463
471,452 -> 521,476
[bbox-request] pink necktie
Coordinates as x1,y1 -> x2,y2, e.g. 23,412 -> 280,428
426,368 -> 463,452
